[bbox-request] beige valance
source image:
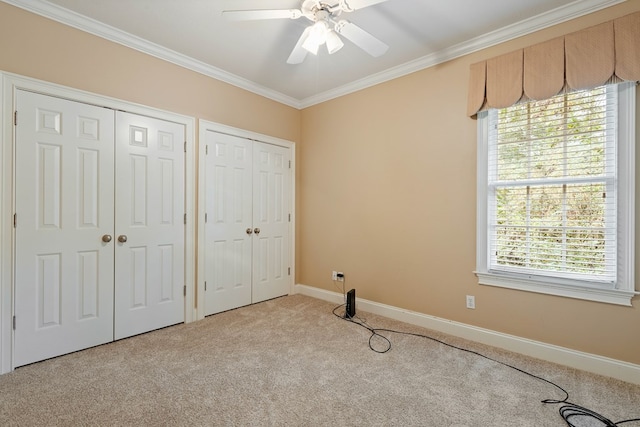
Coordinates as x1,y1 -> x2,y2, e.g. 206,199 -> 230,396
467,11 -> 640,117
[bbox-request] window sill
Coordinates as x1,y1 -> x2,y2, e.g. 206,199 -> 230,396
474,271 -> 637,306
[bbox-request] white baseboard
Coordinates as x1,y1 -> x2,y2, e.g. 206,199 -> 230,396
294,284 -> 640,385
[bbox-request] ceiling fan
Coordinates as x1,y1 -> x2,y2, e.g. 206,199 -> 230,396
223,0 -> 389,64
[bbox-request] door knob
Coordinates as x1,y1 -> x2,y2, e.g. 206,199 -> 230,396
254,228 -> 260,235
246,228 -> 253,235
102,234 -> 112,243
117,235 -> 128,243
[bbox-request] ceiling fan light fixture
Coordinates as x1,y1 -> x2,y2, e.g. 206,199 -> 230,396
302,21 -> 329,54
302,37 -> 320,54
325,30 -> 344,54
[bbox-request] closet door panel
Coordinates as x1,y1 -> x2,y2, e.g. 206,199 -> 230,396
203,131 -> 252,315
252,142 -> 290,303
13,90 -> 115,367
114,112 -> 185,339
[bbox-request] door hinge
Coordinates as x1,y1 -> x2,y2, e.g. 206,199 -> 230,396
288,267 -> 291,276
13,213 -> 17,228
206,145 -> 209,155
184,213 -> 187,225
204,281 -> 207,291
289,160 -> 291,169
13,315 -> 16,330
288,213 -> 291,222
183,285 -> 186,297
184,141 -> 187,153
14,111 -> 17,126
205,213 -> 208,223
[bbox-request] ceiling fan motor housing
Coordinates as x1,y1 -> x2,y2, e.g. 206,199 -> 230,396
302,0 -> 342,23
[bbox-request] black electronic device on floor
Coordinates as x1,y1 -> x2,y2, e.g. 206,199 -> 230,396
345,289 -> 356,319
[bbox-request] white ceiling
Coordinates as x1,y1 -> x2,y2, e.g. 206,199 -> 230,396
4,0 -> 624,108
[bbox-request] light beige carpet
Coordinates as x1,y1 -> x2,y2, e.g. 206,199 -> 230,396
0,294 -> 638,426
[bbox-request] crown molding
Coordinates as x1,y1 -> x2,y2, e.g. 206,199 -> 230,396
1,0 -> 303,109
299,0 -> 626,107
2,0 -> 626,110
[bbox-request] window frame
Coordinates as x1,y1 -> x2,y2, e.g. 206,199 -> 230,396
475,82 -> 637,306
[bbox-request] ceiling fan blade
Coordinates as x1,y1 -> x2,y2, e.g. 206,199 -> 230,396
340,0 -> 388,12
287,27 -> 312,64
223,9 -> 303,21
334,21 -> 388,57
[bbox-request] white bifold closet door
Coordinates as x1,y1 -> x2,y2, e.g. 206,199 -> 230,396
14,90 -> 115,366
203,131 -> 291,316
113,111 -> 185,340
13,90 -> 185,367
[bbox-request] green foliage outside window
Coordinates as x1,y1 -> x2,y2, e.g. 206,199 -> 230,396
491,87 -> 612,277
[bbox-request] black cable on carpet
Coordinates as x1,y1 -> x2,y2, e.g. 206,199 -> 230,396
332,303 -> 640,427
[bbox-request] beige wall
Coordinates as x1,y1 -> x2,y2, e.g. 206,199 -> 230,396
299,1 -> 640,365
0,2 -> 301,142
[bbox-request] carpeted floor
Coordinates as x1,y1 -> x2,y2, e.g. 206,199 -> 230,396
0,294 -> 638,426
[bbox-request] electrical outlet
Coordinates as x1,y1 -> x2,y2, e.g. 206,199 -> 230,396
466,295 -> 475,309
336,272 -> 344,282
332,271 -> 338,281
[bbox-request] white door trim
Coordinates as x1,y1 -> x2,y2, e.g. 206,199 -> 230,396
197,120 -> 296,321
0,71 -> 197,374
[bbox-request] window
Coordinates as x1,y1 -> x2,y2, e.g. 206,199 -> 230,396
476,82 -> 636,305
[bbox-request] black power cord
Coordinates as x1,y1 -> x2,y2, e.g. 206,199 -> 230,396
332,303 -> 640,427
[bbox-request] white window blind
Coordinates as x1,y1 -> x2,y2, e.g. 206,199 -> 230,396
488,86 -> 619,283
